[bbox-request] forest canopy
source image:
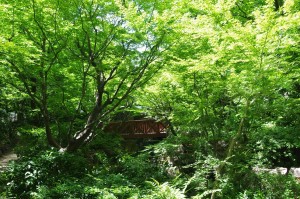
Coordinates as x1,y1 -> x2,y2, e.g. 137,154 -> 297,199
0,0 -> 300,198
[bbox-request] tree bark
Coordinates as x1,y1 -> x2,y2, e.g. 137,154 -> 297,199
65,105 -> 101,152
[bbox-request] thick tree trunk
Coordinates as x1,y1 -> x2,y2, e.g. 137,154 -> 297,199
64,103 -> 102,152
43,109 -> 60,148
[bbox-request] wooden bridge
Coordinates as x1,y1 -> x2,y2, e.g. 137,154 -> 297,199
104,119 -> 168,139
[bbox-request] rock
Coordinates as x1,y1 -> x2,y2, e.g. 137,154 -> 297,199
253,167 -> 287,175
0,152 -> 18,172
290,168 -> 300,178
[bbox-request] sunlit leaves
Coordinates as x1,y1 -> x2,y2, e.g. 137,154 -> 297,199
138,0 -> 300,144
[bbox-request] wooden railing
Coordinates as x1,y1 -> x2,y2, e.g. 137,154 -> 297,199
104,119 -> 168,138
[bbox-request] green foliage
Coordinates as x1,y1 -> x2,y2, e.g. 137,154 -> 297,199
2,150 -> 173,198
0,80 -> 22,152
0,0 -> 299,198
233,174 -> 300,199
136,0 -> 300,198
0,117 -> 15,153
86,131 -> 123,157
0,0 -> 180,151
4,150 -> 89,198
14,127 -> 48,156
118,153 -> 168,184
144,180 -> 186,199
30,176 -> 140,199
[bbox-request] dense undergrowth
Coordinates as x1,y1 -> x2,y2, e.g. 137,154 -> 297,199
1,132 -> 300,199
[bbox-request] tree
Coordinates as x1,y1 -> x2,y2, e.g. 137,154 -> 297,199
0,0 -> 175,152
137,0 -> 300,197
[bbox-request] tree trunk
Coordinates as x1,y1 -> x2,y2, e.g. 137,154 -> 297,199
64,103 -> 102,152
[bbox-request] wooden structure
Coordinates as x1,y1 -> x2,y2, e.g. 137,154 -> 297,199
104,119 -> 168,139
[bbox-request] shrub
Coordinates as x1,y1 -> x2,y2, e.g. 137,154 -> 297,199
144,180 -> 186,199
118,153 -> 168,184
4,150 -> 89,198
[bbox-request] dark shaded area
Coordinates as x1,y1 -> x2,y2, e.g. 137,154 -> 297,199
269,147 -> 300,173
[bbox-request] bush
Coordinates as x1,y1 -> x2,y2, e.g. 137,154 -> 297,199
28,173 -> 143,199
144,180 -> 186,199
3,149 -> 165,198
118,153 -> 168,184
13,127 -> 48,157
221,169 -> 300,199
4,150 -> 89,198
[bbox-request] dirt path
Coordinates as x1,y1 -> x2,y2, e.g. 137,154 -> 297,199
0,152 -> 18,171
